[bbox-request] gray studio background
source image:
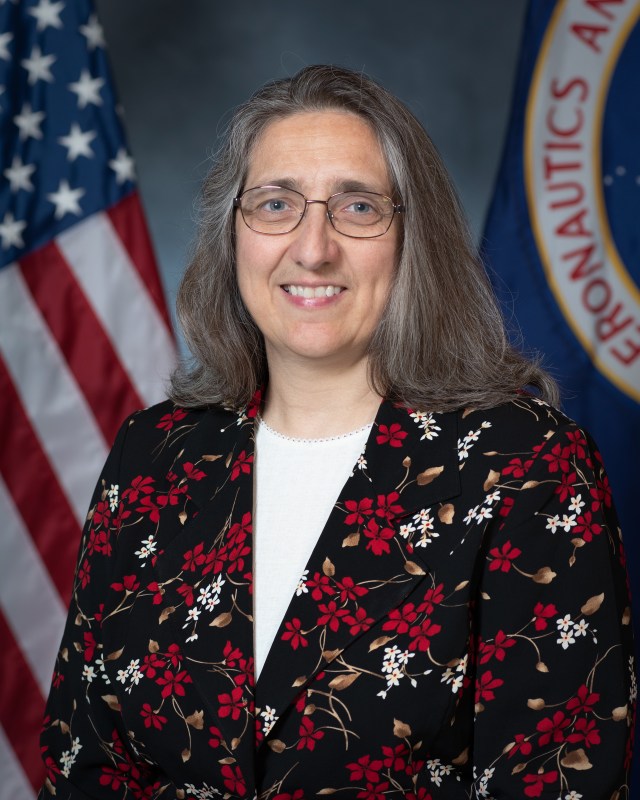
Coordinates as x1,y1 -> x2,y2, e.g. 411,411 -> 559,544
95,0 -> 528,340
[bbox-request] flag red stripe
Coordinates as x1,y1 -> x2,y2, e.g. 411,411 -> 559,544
19,243 -> 144,446
0,360 -> 80,603
0,611 -> 46,792
107,192 -> 174,332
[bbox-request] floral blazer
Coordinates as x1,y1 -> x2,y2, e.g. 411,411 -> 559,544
39,394 -> 635,800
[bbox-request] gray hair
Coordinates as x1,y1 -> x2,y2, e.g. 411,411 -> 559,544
170,65 -> 559,411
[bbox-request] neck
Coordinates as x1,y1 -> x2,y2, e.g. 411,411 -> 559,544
262,354 -> 382,439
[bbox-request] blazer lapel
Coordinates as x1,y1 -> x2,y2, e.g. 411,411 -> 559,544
255,400 -> 462,739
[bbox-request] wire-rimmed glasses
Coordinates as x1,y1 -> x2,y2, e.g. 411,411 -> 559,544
234,185 -> 405,239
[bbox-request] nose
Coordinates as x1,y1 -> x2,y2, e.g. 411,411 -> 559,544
287,200 -> 339,270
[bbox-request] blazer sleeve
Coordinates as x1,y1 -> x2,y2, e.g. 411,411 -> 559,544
38,414 -> 163,800
469,423 -> 635,799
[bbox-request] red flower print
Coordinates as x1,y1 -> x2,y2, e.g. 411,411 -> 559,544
376,423 -> 407,447
566,684 -> 600,715
182,542 -> 207,572
83,631 -> 96,662
555,471 -> 577,503
110,574 -> 139,593
156,408 -> 187,431
77,558 -> 91,589
347,754 -> 383,783
573,511 -> 603,542
221,764 -> 246,795
417,583 -> 445,615
165,643 -> 182,668
146,581 -> 164,605
335,576 -> 368,602
317,600 -> 349,632
498,495 -> 515,520
345,497 -> 374,525
501,457 -> 532,478
136,495 -> 161,523
52,671 -> 64,689
203,546 -> 227,577
282,618 -> 308,650
522,769 -> 558,797
488,540 -> 521,572
383,603 -> 418,635
475,670 -> 504,703
507,733 -> 532,758
246,387 -> 262,418
536,710 -> 570,746
208,725 -> 223,748
356,782 -> 390,800
567,716 -> 601,747
565,429 -> 587,458
182,461 -> 206,481
122,475 -> 154,503
230,450 -> 253,481
542,442 -> 571,473
364,518 -> 395,556
297,716 -> 324,751
408,618 -> 442,652
177,582 -> 195,606
140,653 -> 164,679
478,630 -> 516,664
112,502 -> 131,533
375,491 -> 404,522
99,764 -> 129,791
156,484 -> 186,508
223,640 -> 243,667
306,572 -> 335,601
155,669 -> 192,698
532,602 -> 557,631
87,528 -> 111,557
140,703 -> 167,730
344,606 -> 374,635
381,742 -> 410,771
590,473 -> 612,511
218,686 -> 247,720
406,791 -> 432,800
92,500 -> 111,527
274,792 -> 305,800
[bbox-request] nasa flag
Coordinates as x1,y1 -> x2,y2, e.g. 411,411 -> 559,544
484,2 -> 638,620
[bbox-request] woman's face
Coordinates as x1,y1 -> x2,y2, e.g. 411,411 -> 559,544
235,111 -> 399,372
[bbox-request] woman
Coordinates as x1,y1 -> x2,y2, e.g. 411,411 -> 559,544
39,66 -> 634,799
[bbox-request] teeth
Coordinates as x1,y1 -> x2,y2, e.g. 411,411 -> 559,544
285,285 -> 343,297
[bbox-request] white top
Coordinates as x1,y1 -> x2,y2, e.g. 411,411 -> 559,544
253,417 -> 372,678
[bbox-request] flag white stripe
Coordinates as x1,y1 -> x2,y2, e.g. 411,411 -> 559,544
0,265 -> 108,524
0,477 -> 67,695
57,214 -> 176,407
0,725 -> 36,800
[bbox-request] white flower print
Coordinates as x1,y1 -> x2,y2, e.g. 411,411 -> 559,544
410,410 -> 441,441
630,656 -> 637,703
184,607 -> 201,627
560,514 -> 577,532
134,534 -> 157,564
485,490 -> 501,504
398,522 -> 416,539
556,614 -> 573,632
457,439 -> 471,460
476,506 -> 493,523
60,737 -> 82,778
558,630 -> 576,649
546,514 -> 560,533
564,792 -> 583,799
82,665 -> 95,683
260,705 -> 279,735
573,619 -> 589,637
184,783 -> 222,799
356,454 -> 368,470
568,494 -> 585,513
295,569 -> 309,596
464,506 -> 478,525
107,484 -> 119,512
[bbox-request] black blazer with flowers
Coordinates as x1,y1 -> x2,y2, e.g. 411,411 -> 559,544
39,393 -> 635,799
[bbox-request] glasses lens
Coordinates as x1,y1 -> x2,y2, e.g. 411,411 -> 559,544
328,192 -> 394,238
239,187 -> 305,233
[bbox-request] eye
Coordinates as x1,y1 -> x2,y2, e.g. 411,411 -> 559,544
348,200 -> 373,214
263,198 -> 290,213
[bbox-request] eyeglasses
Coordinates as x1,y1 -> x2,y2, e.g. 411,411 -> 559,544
234,185 -> 405,239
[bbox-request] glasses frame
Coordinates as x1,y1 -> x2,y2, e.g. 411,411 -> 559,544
233,185 -> 405,239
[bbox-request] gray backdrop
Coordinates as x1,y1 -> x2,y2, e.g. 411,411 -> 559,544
95,0 -> 528,336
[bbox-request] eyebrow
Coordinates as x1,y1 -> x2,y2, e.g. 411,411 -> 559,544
256,177 -> 388,195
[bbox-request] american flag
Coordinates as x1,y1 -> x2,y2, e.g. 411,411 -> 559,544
0,1 -> 176,796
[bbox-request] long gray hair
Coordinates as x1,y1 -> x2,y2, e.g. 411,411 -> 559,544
170,65 -> 559,411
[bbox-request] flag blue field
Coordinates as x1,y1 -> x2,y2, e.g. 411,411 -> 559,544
483,0 -> 638,786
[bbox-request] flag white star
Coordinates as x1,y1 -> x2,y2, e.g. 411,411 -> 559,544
4,155 -> 36,192
0,212 -> 27,250
79,13 -> 105,50
14,103 -> 46,140
68,69 -> 104,108
27,0 -> 64,31
47,179 -> 85,219
58,122 -> 96,161
109,147 -> 135,184
0,31 -> 12,61
21,45 -> 56,86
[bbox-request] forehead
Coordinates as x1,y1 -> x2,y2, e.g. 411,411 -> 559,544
244,110 -> 392,193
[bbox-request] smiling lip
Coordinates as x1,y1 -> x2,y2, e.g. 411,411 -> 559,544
282,284 -> 345,298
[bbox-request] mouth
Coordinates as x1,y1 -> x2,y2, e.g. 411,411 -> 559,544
282,284 -> 345,298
